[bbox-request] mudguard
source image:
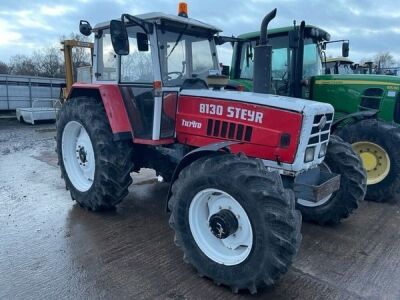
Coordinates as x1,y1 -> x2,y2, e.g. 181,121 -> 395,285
165,141 -> 240,211
331,109 -> 378,132
68,83 -> 133,138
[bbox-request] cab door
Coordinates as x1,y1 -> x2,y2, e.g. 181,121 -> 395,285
118,26 -> 173,142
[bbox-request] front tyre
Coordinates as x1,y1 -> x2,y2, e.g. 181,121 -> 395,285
168,154 -> 301,294
297,135 -> 367,225
57,97 -> 134,211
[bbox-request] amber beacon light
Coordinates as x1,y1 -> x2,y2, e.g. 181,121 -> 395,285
178,2 -> 188,17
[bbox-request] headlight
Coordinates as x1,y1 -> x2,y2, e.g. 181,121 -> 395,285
319,143 -> 328,158
304,146 -> 316,163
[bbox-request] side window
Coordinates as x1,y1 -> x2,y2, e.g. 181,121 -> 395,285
97,31 -> 117,81
121,28 -> 154,83
192,40 -> 214,75
167,39 -> 187,76
272,48 -> 288,79
239,43 -> 254,79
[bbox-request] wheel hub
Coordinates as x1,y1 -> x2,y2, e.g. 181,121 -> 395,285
62,121 -> 95,192
188,188 -> 253,266
209,209 -> 238,239
352,141 -> 391,185
78,146 -> 88,164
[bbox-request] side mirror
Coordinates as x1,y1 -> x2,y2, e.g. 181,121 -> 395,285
321,42 -> 327,50
136,32 -> 149,52
110,20 -> 129,55
342,41 -> 349,57
79,20 -> 92,36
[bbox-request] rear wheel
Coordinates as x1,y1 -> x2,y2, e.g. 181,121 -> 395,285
56,97 -> 134,211
296,135 -> 367,225
338,119 -> 400,202
168,154 -> 301,294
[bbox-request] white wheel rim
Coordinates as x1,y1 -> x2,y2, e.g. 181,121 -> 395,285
297,163 -> 333,207
189,188 -> 253,266
62,121 -> 95,192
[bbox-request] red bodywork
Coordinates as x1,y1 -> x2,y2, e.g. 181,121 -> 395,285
176,96 -> 303,164
70,84 -> 132,134
70,84 -> 303,163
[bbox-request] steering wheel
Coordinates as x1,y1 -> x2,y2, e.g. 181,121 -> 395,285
166,71 -> 183,80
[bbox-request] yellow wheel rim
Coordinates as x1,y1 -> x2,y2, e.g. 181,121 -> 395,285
352,141 -> 391,185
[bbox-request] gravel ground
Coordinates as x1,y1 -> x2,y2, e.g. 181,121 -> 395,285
0,118 -> 400,299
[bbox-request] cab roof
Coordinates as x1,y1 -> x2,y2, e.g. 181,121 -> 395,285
93,12 -> 222,33
238,25 -> 330,41
326,57 -> 354,64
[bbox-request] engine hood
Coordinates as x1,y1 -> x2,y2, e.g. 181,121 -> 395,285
180,89 -> 333,114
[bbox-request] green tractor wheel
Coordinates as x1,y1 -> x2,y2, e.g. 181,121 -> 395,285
337,119 -> 400,202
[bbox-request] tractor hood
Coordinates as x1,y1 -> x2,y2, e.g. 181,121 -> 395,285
180,89 -> 333,114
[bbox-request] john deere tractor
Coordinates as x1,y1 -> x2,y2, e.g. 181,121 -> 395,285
56,5 -> 365,294
228,22 -> 400,202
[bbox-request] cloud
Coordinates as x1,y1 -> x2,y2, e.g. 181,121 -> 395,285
0,0 -> 399,64
40,5 -> 76,16
0,19 -> 22,46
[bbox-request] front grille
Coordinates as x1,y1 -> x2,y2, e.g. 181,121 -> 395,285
308,113 -> 333,145
207,119 -> 253,142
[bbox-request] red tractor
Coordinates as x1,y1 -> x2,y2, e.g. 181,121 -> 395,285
57,5 -> 366,294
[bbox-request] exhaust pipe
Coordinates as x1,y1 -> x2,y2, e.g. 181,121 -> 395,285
253,8 -> 277,94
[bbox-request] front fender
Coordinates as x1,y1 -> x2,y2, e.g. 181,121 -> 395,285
331,109 -> 378,132
165,141 -> 240,211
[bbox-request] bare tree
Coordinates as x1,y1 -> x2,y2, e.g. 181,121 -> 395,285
9,55 -> 39,76
374,52 -> 395,69
0,61 -> 9,74
33,47 -> 63,77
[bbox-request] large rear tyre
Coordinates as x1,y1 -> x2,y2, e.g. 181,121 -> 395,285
337,119 -> 400,202
56,97 -> 134,211
297,135 -> 367,225
168,154 -> 301,294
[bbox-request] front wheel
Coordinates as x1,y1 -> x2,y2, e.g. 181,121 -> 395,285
168,154 -> 301,294
57,97 -> 135,211
296,135 -> 367,225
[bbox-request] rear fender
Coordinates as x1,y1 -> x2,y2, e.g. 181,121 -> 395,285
69,84 -> 133,140
165,141 -> 240,211
331,109 -> 378,132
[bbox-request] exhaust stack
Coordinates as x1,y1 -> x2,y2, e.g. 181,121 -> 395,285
253,8 -> 277,94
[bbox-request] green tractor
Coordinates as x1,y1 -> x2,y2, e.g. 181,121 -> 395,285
227,22 -> 400,202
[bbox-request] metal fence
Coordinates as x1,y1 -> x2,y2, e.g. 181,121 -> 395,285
0,74 -> 65,110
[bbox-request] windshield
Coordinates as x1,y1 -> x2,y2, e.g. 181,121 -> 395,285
157,28 -> 219,86
239,37 -> 323,80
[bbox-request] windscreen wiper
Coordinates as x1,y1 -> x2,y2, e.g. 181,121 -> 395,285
167,25 -> 189,58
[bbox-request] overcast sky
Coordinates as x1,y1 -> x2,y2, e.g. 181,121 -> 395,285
0,0 -> 399,65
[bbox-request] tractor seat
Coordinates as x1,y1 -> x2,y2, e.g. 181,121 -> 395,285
181,78 -> 209,90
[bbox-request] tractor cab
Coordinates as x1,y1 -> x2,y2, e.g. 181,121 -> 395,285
83,9 -> 221,143
231,25 -> 349,98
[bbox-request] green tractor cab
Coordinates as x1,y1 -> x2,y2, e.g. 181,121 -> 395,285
229,23 -> 400,202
